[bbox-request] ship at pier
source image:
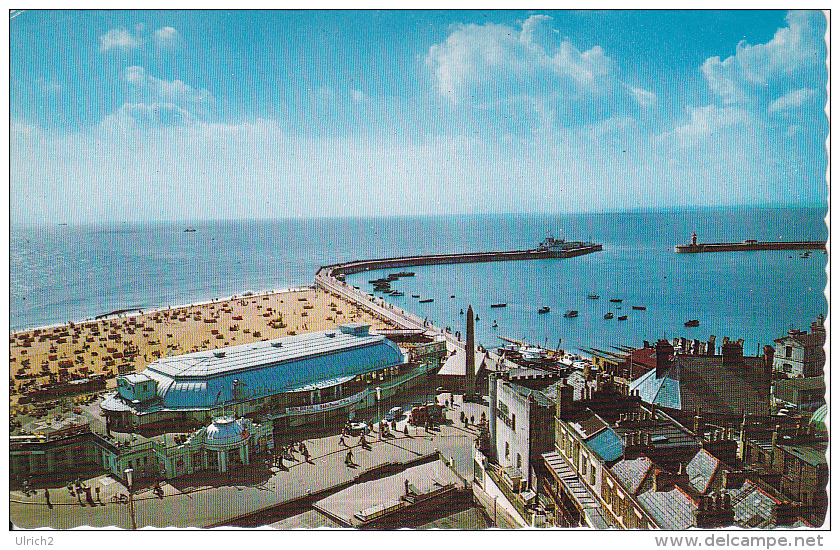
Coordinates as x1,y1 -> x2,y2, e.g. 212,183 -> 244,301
535,235 -> 602,257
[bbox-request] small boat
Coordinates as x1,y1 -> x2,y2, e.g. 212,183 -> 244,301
419,299 -> 434,304
618,315 -> 627,321
587,295 -> 600,300
460,309 -> 464,315
450,295 -> 455,298
632,306 -> 646,311
183,228 -> 197,232
604,313 -> 614,319
615,305 -> 622,309
492,320 -> 498,328
609,298 -> 623,303
563,310 -> 578,318
491,303 -> 507,308
412,294 -> 420,298
685,319 -> 699,327
389,291 -> 404,297
538,307 -> 550,314
475,315 -> 480,321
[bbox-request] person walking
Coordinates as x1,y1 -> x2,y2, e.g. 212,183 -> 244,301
44,488 -> 52,509
339,434 -> 347,447
300,442 -> 310,462
95,486 -> 101,504
345,449 -> 354,467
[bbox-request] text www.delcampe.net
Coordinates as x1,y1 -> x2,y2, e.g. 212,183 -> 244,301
654,535 -> 826,549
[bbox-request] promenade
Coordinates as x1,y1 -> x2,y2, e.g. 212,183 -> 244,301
10,396 -> 485,529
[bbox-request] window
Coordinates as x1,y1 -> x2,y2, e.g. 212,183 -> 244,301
785,346 -> 792,358
783,363 -> 792,373
511,413 -> 516,431
517,453 -> 522,469
505,442 -> 510,459
590,464 -> 596,485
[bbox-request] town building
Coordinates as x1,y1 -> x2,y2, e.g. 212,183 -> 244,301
739,416 -> 828,527
772,377 -> 826,411
628,339 -> 772,423
772,317 -> 826,378
536,372 -> 808,529
101,325 -> 410,435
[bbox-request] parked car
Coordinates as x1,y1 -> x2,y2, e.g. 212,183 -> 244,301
385,406 -> 404,421
348,421 -> 370,435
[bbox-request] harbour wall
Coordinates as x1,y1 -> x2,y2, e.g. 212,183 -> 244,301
320,245 -> 602,276
674,241 -> 825,253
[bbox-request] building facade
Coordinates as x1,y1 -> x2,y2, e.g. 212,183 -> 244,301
101,325 -> 409,434
773,318 -> 826,378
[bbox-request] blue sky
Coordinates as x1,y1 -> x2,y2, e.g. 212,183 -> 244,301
10,10 -> 828,223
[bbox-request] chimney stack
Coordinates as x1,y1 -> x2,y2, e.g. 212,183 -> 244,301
763,345 -> 775,373
707,335 -> 716,356
655,339 -> 674,377
721,341 -> 742,368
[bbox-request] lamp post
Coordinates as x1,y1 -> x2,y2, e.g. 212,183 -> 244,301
124,468 -> 137,530
375,386 -> 382,425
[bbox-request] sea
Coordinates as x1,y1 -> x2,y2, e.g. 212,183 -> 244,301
10,206 -> 828,357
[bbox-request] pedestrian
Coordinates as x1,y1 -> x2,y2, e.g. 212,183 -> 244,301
405,479 -> 410,496
301,443 -> 310,462
77,488 -> 84,507
85,487 -> 95,506
44,488 -> 52,509
345,450 -> 354,466
95,486 -> 101,504
339,435 -> 346,447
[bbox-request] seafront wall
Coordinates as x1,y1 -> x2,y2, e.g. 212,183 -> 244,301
321,245 -> 602,276
674,241 -> 826,253
314,246 -> 599,345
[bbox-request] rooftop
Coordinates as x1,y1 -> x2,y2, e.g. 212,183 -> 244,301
108,326 -> 405,411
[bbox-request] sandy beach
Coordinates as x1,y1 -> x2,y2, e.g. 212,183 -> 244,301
9,287 -> 394,408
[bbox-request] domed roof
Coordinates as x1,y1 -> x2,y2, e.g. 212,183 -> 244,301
206,416 -> 245,445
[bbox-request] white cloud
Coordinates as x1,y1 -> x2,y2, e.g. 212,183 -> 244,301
769,86 -> 818,115
154,27 -> 180,49
351,89 -> 369,103
424,14 -> 621,120
701,10 -> 824,105
122,66 -> 209,117
630,87 -> 657,108
99,27 -> 141,52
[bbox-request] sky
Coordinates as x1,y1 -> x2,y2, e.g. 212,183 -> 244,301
9,9 -> 829,224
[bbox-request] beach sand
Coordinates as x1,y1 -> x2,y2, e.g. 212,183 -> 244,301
9,288 -> 394,408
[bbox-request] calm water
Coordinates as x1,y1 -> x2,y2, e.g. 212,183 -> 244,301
10,207 -> 827,355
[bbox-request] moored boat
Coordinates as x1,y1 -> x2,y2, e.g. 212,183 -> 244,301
609,298 -> 623,303
538,306 -> 550,314
684,319 -> 699,327
604,313 -> 614,319
419,298 -> 434,303
632,306 -> 646,310
587,295 -> 599,299
618,315 -> 627,321
563,310 -> 578,318
491,303 -> 507,308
